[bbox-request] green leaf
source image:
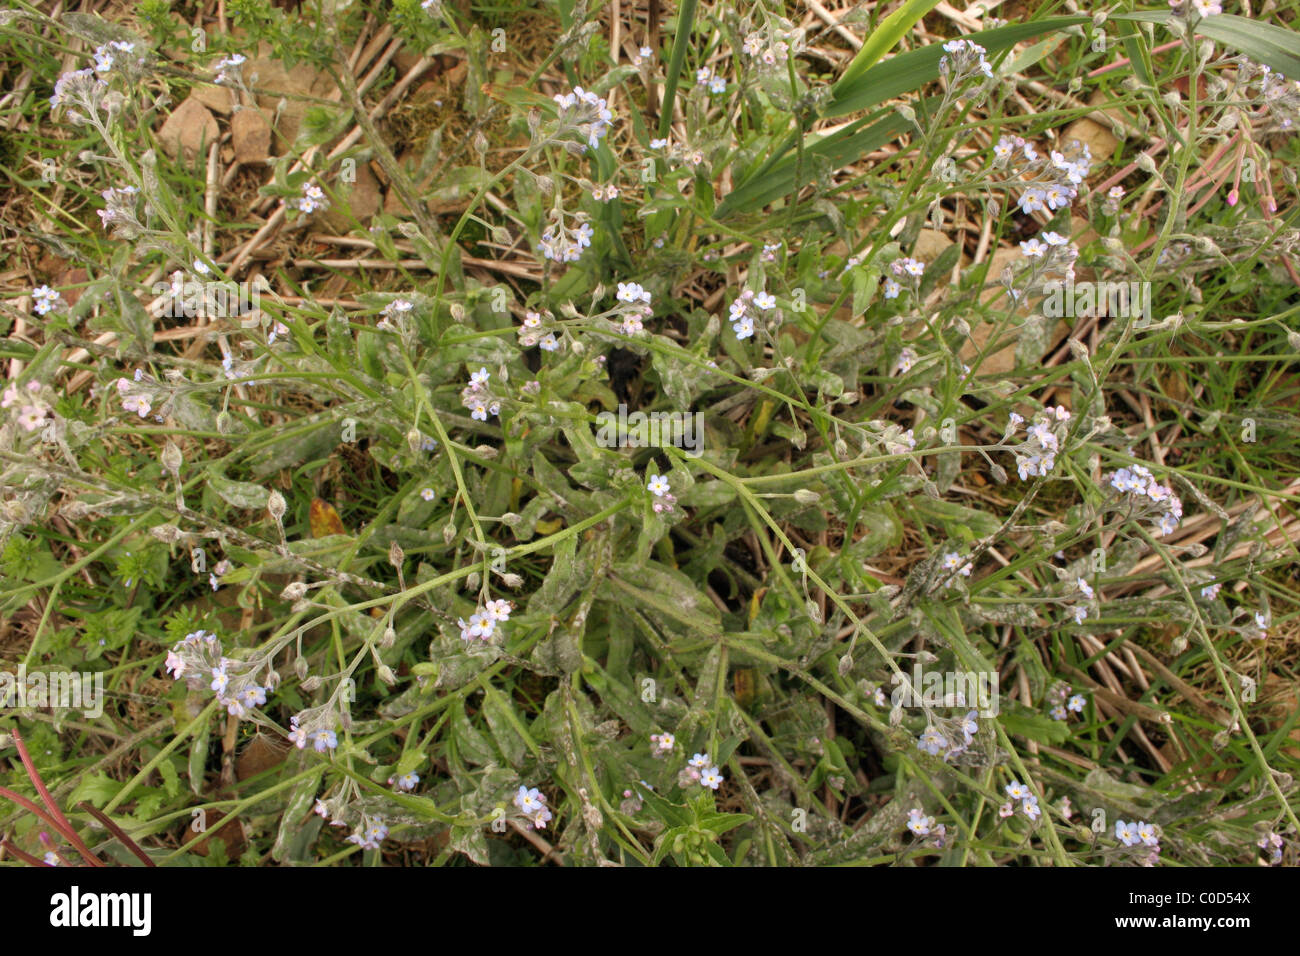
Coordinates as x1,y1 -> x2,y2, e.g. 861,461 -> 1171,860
834,0 -> 945,91
69,772 -> 123,809
1116,11 -> 1300,79
658,0 -> 699,140
271,766 -> 324,863
676,480 -> 736,509
717,18 -> 1092,217
205,471 -> 271,510
999,707 -> 1071,746
697,811 -> 753,836
481,687 -> 528,767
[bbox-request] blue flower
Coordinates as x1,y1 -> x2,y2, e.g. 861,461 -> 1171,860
917,726 -> 946,756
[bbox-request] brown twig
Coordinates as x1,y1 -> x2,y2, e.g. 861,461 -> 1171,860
8,728 -> 103,865
78,801 -> 155,867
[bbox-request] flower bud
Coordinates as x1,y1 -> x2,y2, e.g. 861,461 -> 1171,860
377,665 -> 397,686
161,441 -> 182,473
793,489 -> 820,505
380,627 -> 396,650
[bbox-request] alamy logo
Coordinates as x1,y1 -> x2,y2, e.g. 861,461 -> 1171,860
594,403 -> 704,457
49,887 -> 152,936
0,667 -> 104,718
1042,280 -> 1151,322
890,665 -> 1000,717
151,278 -> 261,319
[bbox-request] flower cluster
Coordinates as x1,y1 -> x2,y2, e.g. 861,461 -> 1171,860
32,285 -> 63,316
1246,61 -> 1300,133
938,550 -> 973,588
1005,404 -> 1070,481
2,379 -> 49,434
1066,577 -> 1095,626
905,807 -> 946,845
728,288 -> 777,339
906,807 -> 935,836
1258,831 -> 1284,865
1001,780 -> 1041,820
458,597 -> 512,643
646,137 -> 707,171
346,815 -> 389,850
993,136 -> 1092,219
209,558 -> 232,593
538,215 -> 594,263
113,373 -> 158,421
614,281 -> 654,336
695,65 -> 727,94
1168,0 -> 1221,19
374,298 -> 414,337
513,785 -> 553,829
682,752 -> 725,790
460,366 -> 502,422
98,185 -> 143,239
994,138 -> 1092,300
287,705 -> 341,753
916,710 -> 980,760
1045,682 -> 1087,721
290,180 -> 328,215
212,54 -> 246,86
882,422 -> 917,454
389,771 -> 420,791
883,256 -> 926,299
92,41 -> 146,77
1115,819 -> 1161,863
1104,463 -> 1184,536
517,308 -> 561,352
646,473 -> 676,514
552,86 -> 615,151
740,28 -> 794,67
650,732 -> 675,756
937,39 -> 994,82
49,69 -> 107,114
894,347 -> 917,375
164,630 -> 272,721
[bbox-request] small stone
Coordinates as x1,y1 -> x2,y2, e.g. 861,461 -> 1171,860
157,95 -> 219,162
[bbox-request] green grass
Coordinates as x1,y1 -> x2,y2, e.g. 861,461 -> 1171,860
0,0 -> 1297,867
